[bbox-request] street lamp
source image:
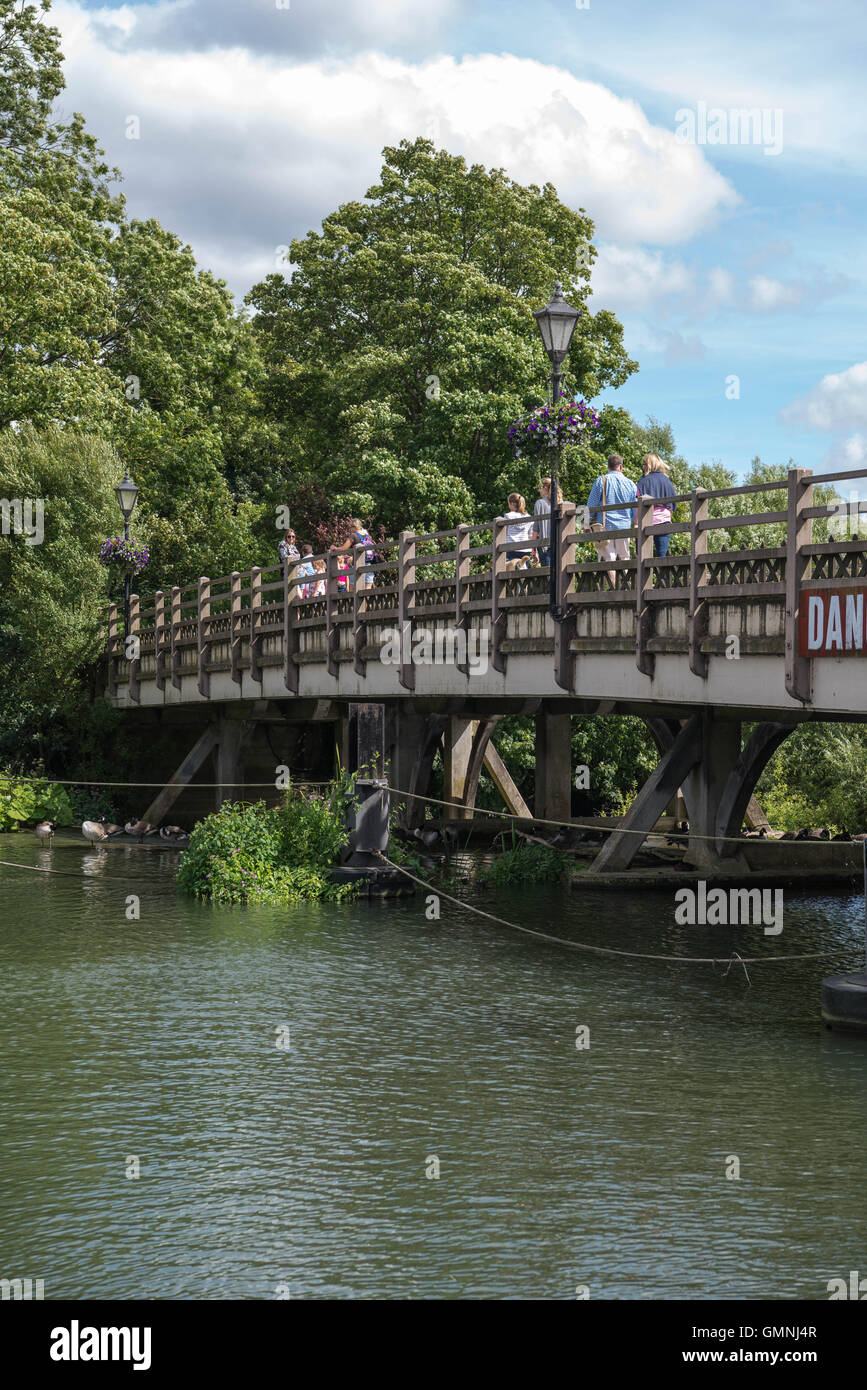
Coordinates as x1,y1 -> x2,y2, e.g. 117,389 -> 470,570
114,471 -> 139,633
533,281 -> 581,621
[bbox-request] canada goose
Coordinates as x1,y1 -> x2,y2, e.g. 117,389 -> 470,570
99,819 -> 125,837
81,820 -> 108,844
743,827 -> 768,839
781,830 -> 799,840
159,826 -> 189,844
801,828 -> 830,841
34,821 -> 54,846
832,829 -> 851,841
851,832 -> 867,843
413,826 -> 440,850
124,820 -> 158,841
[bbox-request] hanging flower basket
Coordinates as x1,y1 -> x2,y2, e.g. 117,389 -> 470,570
507,399 -> 600,458
99,537 -> 149,575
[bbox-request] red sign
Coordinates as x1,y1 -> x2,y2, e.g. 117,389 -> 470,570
799,587 -> 867,656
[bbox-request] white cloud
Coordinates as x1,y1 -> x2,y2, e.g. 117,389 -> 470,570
821,433 -> 867,467
782,361 -> 867,431
591,245 -> 694,308
748,274 -> 805,311
51,5 -> 740,296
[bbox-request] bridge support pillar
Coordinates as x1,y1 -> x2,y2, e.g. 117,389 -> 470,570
683,719 -> 746,870
590,714 -> 793,875
443,717 -> 474,819
386,710 -> 446,831
535,713 -> 572,822
215,716 -> 251,809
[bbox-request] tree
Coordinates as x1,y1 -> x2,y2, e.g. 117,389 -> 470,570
0,425 -> 121,766
247,137 -> 638,535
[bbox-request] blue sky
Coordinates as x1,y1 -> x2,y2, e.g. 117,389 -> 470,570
55,0 -> 867,478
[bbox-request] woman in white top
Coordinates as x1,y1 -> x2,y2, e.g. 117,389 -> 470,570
503,492 -> 534,570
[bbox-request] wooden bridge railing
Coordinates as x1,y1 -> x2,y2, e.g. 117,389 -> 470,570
108,465 -> 867,703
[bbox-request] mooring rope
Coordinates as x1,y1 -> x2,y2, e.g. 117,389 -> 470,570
384,785 -> 865,850
373,852 -> 861,967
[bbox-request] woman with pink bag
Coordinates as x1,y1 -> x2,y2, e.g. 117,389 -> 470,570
636,454 -> 677,556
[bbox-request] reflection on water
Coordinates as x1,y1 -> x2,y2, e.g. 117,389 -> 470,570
0,833 -> 865,1301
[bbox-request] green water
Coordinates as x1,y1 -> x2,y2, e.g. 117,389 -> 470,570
1,832 -> 866,1300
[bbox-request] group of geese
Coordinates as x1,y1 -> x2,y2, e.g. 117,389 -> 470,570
33,819 -> 189,847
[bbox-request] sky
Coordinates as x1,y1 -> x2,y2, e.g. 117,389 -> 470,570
52,0 -> 867,478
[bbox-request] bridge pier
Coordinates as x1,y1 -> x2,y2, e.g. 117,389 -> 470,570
589,714 -> 792,875
442,716 -> 474,819
535,713 -> 572,822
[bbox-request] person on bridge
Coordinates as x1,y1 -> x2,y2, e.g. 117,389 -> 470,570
636,454 -> 677,557
278,529 -> 299,567
585,454 -> 639,588
294,544 -> 316,599
530,477 -> 555,568
333,518 -> 377,589
503,493 -> 535,570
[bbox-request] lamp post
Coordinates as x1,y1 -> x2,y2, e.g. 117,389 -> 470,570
533,281 -> 581,622
113,471 -> 139,634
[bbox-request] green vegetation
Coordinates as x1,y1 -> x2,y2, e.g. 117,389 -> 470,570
480,838 -> 569,887
756,724 -> 867,834
177,790 -> 356,905
0,774 -> 73,830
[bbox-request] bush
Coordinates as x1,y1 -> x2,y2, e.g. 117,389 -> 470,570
177,793 -> 353,905
0,775 -> 75,831
480,839 -> 568,887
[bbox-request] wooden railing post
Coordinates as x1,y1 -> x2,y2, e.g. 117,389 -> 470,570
353,542 -> 368,677
106,603 -> 119,696
635,494 -> 654,676
283,560 -> 299,693
249,566 -> 262,684
689,489 -> 709,677
230,571 -> 242,686
154,590 -> 166,692
554,502 -> 577,691
170,586 -> 182,689
785,467 -> 813,703
128,593 -> 140,704
325,550 -> 339,678
490,517 -> 507,675
455,524 -> 470,676
398,530 -> 416,690
197,576 -> 211,698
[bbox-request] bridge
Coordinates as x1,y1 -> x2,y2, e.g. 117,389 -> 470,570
106,465 -> 867,872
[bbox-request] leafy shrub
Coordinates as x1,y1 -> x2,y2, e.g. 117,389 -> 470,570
0,775 -> 74,831
480,839 -> 568,887
177,794 -> 353,905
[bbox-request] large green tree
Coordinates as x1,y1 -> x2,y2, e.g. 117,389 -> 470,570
246,137 -> 638,534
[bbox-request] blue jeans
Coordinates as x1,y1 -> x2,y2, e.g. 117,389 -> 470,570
537,547 -> 550,568
654,533 -> 670,557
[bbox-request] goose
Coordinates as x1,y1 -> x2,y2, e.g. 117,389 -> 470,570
413,825 -> 440,850
851,831 -> 867,843
743,826 -> 768,839
832,829 -> 851,841
81,820 -> 108,844
124,820 -> 158,841
159,826 -> 189,844
34,821 -> 54,846
99,819 -> 125,837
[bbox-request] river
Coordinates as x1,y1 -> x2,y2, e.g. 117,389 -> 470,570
1,833 -> 865,1300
